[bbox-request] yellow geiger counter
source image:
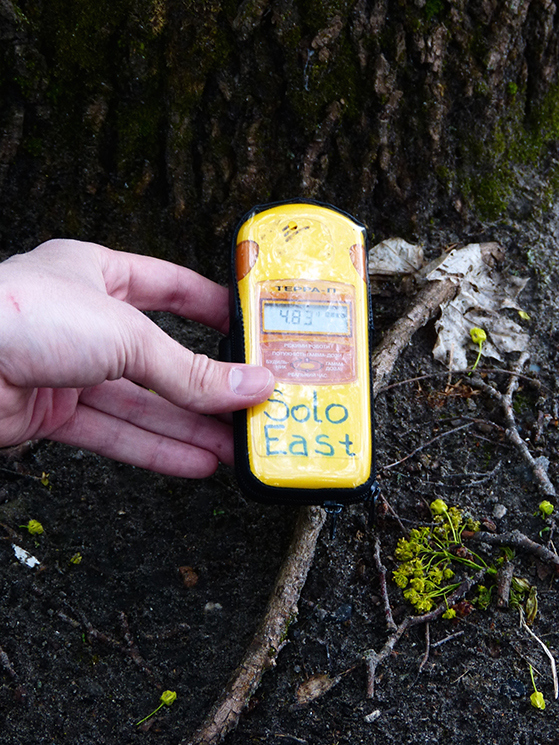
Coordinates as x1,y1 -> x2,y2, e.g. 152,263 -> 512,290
225,201 -> 376,510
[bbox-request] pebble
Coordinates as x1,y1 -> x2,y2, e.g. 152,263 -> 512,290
493,503 -> 507,519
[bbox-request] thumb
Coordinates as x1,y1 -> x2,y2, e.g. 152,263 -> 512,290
128,335 -> 274,415
178,354 -> 275,414
119,307 -> 275,414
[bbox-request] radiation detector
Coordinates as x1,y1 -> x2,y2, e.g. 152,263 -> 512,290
225,201 -> 376,510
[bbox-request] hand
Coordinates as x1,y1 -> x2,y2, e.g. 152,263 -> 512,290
0,240 -> 274,477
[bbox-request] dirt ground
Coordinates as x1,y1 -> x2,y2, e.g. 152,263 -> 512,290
1,204 -> 559,745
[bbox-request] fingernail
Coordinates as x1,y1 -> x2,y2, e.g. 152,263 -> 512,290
230,366 -> 273,396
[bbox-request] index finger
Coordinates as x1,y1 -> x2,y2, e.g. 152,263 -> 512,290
97,245 -> 230,334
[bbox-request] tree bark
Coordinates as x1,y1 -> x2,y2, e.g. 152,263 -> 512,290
1,0 -> 558,267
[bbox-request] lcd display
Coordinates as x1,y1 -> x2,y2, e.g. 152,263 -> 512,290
262,300 -> 351,335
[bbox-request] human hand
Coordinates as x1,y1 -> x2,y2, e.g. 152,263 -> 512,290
0,240 -> 274,477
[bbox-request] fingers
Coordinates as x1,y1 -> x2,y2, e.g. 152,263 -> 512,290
78,378 -> 234,465
120,310 -> 275,414
97,245 -> 231,333
28,239 -> 231,333
50,402 -> 223,478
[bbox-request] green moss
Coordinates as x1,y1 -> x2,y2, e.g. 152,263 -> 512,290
455,77 -> 559,219
423,0 -> 445,23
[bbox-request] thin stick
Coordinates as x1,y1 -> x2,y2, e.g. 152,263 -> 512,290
496,558 -> 514,609
418,623 -> 431,674
379,368 -> 545,394
373,535 -> 397,630
431,630 -> 465,648
364,569 -> 485,698
183,506 -> 326,745
471,354 -> 556,499
381,422 -> 473,471
467,530 -> 559,569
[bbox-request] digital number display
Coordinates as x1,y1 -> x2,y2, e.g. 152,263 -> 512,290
262,300 -> 351,335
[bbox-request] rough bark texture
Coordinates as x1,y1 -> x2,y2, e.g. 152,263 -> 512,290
1,0 -> 559,271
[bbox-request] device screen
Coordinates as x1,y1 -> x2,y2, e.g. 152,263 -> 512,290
261,300 -> 351,335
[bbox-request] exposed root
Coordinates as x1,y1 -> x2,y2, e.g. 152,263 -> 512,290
373,534 -> 397,631
182,506 -> 326,745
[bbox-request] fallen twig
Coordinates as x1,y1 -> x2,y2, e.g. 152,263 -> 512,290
466,530 -> 559,570
431,630 -> 465,648
183,506 -> 326,745
471,353 -> 556,499
418,622 -> 431,675
371,278 -> 458,396
381,421 -> 473,471
379,368 -> 545,394
496,557 -> 514,609
373,534 -> 397,631
364,570 -> 485,698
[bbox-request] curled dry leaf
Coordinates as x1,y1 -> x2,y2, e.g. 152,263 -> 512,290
295,672 -> 341,705
368,239 -> 530,371
423,243 -> 529,369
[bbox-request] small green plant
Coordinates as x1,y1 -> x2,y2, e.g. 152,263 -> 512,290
136,690 -> 177,726
509,576 -> 538,625
469,327 -> 487,374
536,500 -> 554,518
392,500 -> 494,614
20,519 -> 44,535
529,665 -> 546,710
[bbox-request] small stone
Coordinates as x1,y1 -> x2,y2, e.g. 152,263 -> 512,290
178,565 -> 198,588
493,504 -> 507,519
332,603 -> 353,623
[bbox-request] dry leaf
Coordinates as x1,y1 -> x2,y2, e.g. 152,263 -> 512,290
368,237 -> 424,277
295,672 -> 340,705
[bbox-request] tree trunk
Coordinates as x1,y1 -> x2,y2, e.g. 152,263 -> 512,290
1,0 -> 558,271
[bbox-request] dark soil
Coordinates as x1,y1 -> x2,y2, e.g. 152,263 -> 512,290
1,211 -> 559,745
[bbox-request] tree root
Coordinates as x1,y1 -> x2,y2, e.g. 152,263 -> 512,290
182,506 -> 326,745
466,529 -> 559,570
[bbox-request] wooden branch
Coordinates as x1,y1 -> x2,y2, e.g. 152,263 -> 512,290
467,530 -> 559,569
371,278 -> 458,396
373,535 -> 397,631
182,506 -> 326,745
471,352 -> 556,499
364,569 -> 485,698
